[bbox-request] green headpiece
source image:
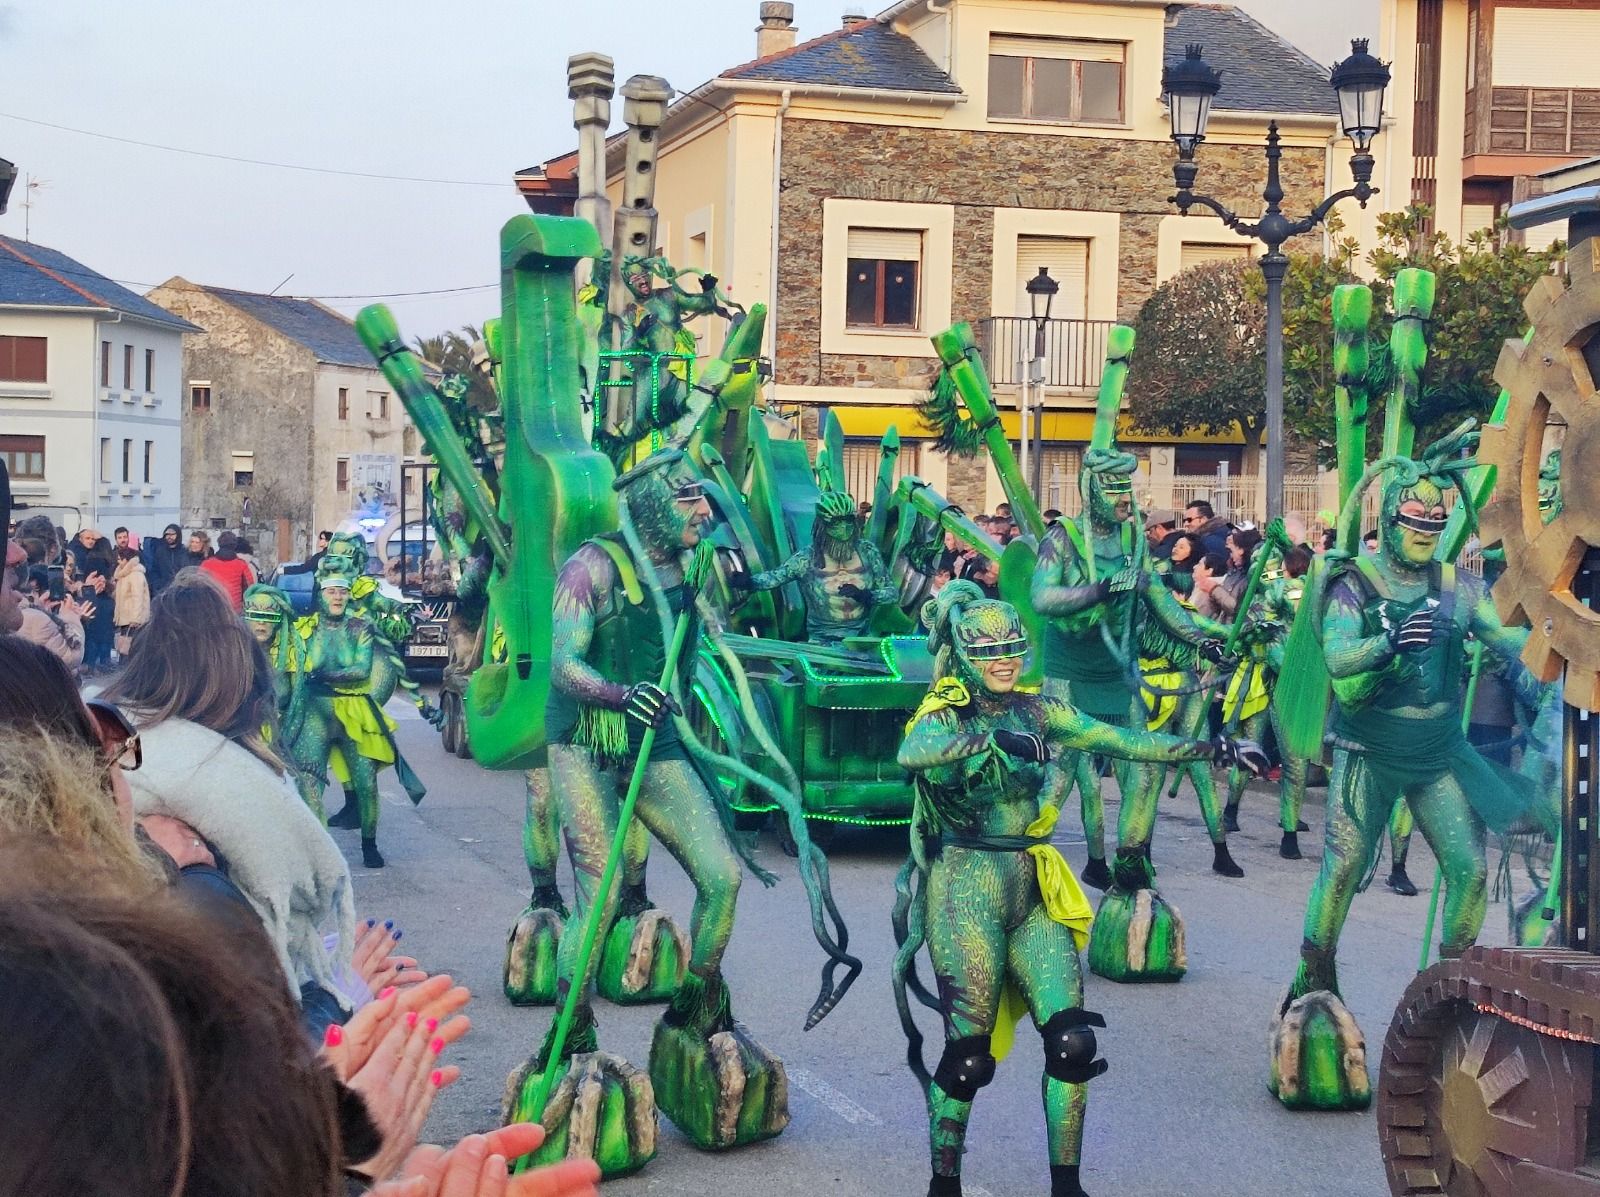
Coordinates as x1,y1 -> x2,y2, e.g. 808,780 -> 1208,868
817,490 -> 855,521
319,532 -> 368,581
319,571 -> 355,592
242,583 -> 294,625
614,448 -> 707,553
920,579 -> 1029,690
1357,421 -> 1478,567
1538,448 -> 1562,524
1081,352 -> 1137,524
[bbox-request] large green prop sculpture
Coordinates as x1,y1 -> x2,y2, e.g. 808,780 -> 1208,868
892,581 -> 1261,1197
1268,270 -> 1549,1111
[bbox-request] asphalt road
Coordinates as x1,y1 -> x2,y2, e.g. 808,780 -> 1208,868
328,694 -> 1523,1197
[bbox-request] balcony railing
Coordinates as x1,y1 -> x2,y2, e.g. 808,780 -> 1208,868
977,317 -> 1117,390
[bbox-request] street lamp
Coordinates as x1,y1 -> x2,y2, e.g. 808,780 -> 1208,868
1161,39 -> 1389,521
0,159 -> 15,216
1024,267 -> 1059,501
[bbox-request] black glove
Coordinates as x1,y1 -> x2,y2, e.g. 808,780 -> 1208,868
1209,735 -> 1269,776
1387,608 -> 1436,655
1198,638 -> 1233,668
699,273 -> 719,293
420,701 -> 446,729
623,682 -> 681,730
1106,567 -> 1142,595
726,570 -> 755,593
836,582 -> 871,603
993,728 -> 1050,765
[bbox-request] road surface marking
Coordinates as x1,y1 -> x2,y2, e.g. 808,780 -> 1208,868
785,1068 -> 882,1126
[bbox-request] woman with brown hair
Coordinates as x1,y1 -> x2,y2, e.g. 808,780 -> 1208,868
100,575 -> 365,1020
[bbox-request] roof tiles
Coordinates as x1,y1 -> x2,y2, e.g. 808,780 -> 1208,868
0,236 -> 200,331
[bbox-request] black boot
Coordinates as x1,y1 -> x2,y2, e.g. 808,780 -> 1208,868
1386,863 -> 1418,896
1080,855 -> 1112,891
1222,802 -> 1240,833
1279,831 -> 1302,860
927,1175 -> 962,1197
361,837 -> 385,869
1296,820 -> 1310,832
1211,841 -> 1244,878
531,883 -> 569,918
327,802 -> 361,830
1051,1164 -> 1089,1197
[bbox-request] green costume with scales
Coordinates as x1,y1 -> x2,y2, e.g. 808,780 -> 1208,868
894,581 -> 1238,1197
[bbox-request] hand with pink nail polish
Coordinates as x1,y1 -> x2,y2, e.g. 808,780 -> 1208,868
368,1125 -> 599,1197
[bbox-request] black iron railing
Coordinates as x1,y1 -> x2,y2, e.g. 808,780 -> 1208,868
977,317 -> 1117,389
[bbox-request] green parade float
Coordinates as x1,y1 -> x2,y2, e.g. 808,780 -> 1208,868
350,53 -> 1025,1178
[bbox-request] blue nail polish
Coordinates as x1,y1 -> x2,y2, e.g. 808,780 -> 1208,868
393,929 -> 403,941
366,918 -> 377,928
383,920 -> 394,930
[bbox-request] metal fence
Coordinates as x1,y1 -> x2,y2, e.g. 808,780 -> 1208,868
977,317 -> 1118,390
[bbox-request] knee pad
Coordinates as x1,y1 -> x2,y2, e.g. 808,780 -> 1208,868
1041,1009 -> 1108,1084
933,1034 -> 996,1101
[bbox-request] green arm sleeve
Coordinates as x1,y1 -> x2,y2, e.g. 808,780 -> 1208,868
749,550 -> 809,592
1145,574 -> 1227,643
860,541 -> 899,605
1031,525 -> 1105,617
898,707 -> 995,774
549,544 -> 629,710
1322,575 -> 1396,679
1042,697 -> 1207,763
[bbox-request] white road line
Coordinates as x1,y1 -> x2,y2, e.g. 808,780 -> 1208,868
784,1068 -> 883,1126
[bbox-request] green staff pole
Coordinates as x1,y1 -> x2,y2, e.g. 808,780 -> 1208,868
517,603 -> 695,1127
1418,640 -> 1485,972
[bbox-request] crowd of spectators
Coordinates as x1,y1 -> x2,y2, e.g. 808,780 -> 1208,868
0,508 -> 600,1195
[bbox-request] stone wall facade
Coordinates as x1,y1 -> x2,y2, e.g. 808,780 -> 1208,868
774,119 -> 1327,507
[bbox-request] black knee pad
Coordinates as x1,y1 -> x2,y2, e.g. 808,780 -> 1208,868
1041,1009 -> 1107,1084
933,1034 -> 996,1101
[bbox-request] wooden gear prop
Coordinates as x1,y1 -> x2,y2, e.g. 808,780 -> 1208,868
1479,246 -> 1600,709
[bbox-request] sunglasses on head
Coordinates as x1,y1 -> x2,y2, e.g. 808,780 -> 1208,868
1393,511 -> 1448,534
673,481 -> 707,504
84,698 -> 141,772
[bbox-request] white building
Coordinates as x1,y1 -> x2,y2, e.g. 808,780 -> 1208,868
0,235 -> 198,538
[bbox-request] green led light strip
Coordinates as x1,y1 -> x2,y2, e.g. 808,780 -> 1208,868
795,636 -> 903,685
724,803 -> 911,828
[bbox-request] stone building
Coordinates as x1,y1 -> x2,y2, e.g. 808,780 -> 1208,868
144,280 -> 416,568
519,0 -> 1365,513
0,235 -> 197,539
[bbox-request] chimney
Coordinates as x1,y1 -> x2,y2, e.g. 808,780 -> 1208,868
756,2 -> 797,58
842,6 -> 869,28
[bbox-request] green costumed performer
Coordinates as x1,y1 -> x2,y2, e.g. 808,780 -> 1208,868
1219,543 -> 1314,859
727,489 -> 898,643
242,582 -> 323,811
893,581 -> 1263,1197
286,572 -> 422,868
1269,425 -> 1548,1110
506,448 -> 859,1177
1030,401 -> 1239,980
316,532 -> 442,832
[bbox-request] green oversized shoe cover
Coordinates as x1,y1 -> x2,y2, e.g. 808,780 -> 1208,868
503,1051 -> 658,1178
1269,989 -> 1371,1111
503,1008 -> 658,1179
648,972 -> 789,1150
503,903 -> 564,1006
1087,888 -> 1187,982
596,905 -> 689,1005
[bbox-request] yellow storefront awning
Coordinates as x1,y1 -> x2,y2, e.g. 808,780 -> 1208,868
824,404 -> 1244,445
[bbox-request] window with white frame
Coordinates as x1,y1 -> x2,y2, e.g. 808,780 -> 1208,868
845,228 -> 922,329
0,434 -> 44,479
988,36 -> 1125,124
232,450 -> 254,488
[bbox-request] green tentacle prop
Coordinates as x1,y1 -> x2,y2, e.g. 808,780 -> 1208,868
617,496 -> 861,1030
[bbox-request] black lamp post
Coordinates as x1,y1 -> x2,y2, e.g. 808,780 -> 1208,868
0,159 -> 15,216
1024,266 -> 1059,500
1162,39 -> 1390,521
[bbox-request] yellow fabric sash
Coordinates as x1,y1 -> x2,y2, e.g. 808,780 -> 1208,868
1139,657 -> 1180,731
1221,660 -> 1269,724
906,676 -> 971,732
992,802 -> 1094,1062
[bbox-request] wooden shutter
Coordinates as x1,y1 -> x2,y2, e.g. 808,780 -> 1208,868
1179,242 -> 1251,271
990,35 -> 1123,63
1460,203 -> 1496,236
1493,9 -> 1600,87
846,228 -> 923,262
1014,236 -> 1087,318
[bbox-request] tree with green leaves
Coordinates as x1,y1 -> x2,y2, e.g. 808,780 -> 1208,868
1126,258 -> 1269,473
413,323 -> 497,411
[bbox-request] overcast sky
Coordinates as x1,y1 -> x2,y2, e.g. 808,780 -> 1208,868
0,0 -> 1377,339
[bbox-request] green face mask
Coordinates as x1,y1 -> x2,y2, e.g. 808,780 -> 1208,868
951,600 -> 1029,693
617,451 -> 708,553
1381,477 -> 1447,568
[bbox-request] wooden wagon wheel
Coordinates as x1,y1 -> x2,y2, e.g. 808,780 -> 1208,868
1479,245 -> 1600,709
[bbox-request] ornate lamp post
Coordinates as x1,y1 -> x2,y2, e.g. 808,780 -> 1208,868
1161,39 -> 1390,521
1025,265 -> 1059,501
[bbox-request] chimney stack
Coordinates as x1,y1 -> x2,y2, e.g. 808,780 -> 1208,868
842,6 -> 869,29
756,2 -> 797,58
